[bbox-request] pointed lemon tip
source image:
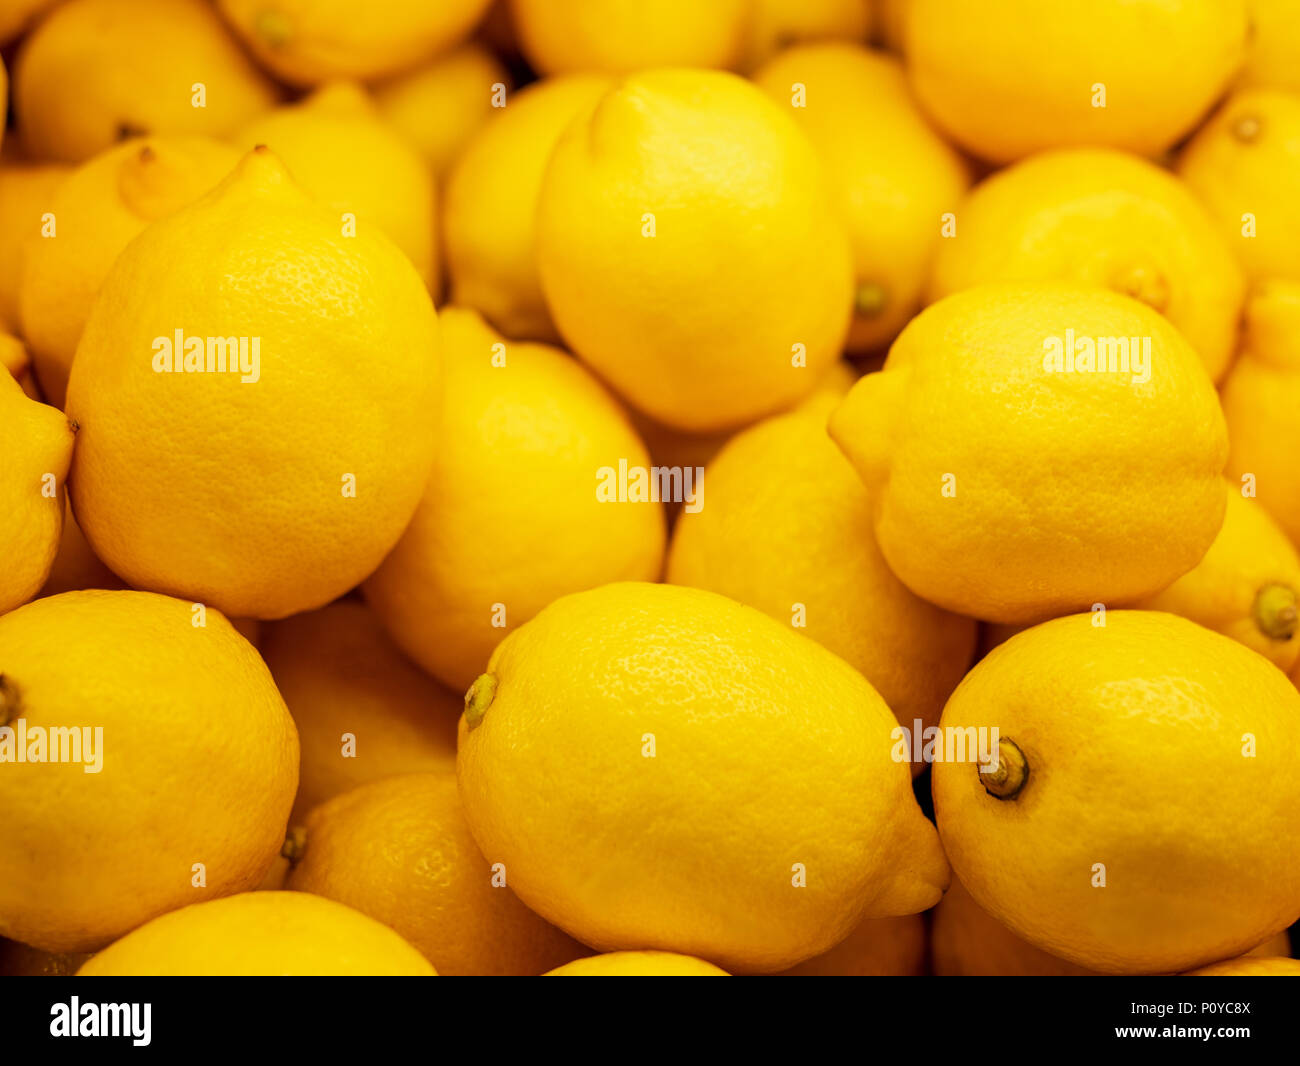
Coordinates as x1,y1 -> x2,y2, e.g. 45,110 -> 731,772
464,673 -> 498,731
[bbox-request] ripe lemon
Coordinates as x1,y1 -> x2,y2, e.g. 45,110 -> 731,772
1184,956 -> 1300,976
0,370 -> 72,614
217,0 -> 492,85
536,69 -> 853,431
1241,0 -> 1300,92
286,773 -> 585,976
456,581 -> 949,974
545,952 -> 730,977
372,43 -> 512,178
19,136 -> 239,408
66,147 -> 440,620
260,601 -> 460,823
903,0 -> 1248,164
740,0 -> 873,72
14,0 -> 277,164
364,308 -> 665,692
667,400 -> 976,745
444,74 -> 612,341
927,148 -> 1245,383
0,154 -> 68,335
509,0 -> 749,74
78,892 -> 435,976
0,0 -> 56,45
1221,281 -> 1300,547
933,610 -> 1300,974
1136,483 -> 1300,672
1177,88 -> 1300,284
234,82 -> 437,292
753,43 -> 970,353
829,283 -> 1229,624
775,914 -> 925,977
0,590 -> 298,952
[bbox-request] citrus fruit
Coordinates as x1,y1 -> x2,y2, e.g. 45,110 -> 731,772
544,952 -> 730,977
66,147 -> 440,620
0,590 -> 298,952
0,153 -> 68,334
14,0 -> 277,164
77,892 -> 435,976
286,773 -> 585,976
456,581 -> 949,974
259,601 -> 460,823
740,0 -> 873,72
444,73 -> 612,341
932,610 -> 1300,974
829,283 -> 1229,624
536,68 -> 853,431
1184,956 -> 1300,976
363,308 -> 665,692
1241,0 -> 1300,93
19,135 -> 240,408
926,147 -> 1245,382
753,42 -> 970,352
903,0 -> 1248,163
775,914 -> 926,977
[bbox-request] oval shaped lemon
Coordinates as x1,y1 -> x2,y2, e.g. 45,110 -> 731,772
545,952 -> 730,977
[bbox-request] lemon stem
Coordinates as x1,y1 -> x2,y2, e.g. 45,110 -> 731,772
1253,583 -> 1298,641
854,281 -> 887,318
281,826 -> 307,865
981,737 -> 1029,800
464,673 -> 497,732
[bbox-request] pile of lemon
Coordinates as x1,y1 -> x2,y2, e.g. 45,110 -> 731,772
1,0 -> 1299,979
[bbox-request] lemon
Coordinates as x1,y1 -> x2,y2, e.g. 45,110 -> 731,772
537,69 -> 853,431
754,43 -> 969,353
1177,88 -> 1300,285
0,590 -> 298,952
364,308 -> 665,692
0,370 -> 71,614
740,0 -> 873,72
234,82 -> 437,292
14,0 -> 277,164
444,74 -> 612,341
0,0 -> 56,45
775,914 -> 925,977
829,283 -> 1229,624
66,147 -> 439,620
372,43 -> 512,178
19,136 -> 240,408
1241,0 -> 1300,92
286,773 -> 584,976
217,0 -> 492,86
0,153 -> 68,334
509,0 -> 749,74
933,610 -> 1300,974
927,148 -> 1245,383
545,952 -> 730,977
903,0 -> 1248,164
1136,483 -> 1300,672
260,602 -> 460,823
78,892 -> 435,976
457,581 -> 949,974
1185,956 -> 1300,976
1221,281 -> 1300,547
667,400 -> 976,744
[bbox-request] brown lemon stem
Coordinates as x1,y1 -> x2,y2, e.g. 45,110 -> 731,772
854,282 -> 887,318
0,675 -> 20,728
281,826 -> 307,865
464,673 -> 497,732
981,737 -> 1029,800
1254,583 -> 1299,641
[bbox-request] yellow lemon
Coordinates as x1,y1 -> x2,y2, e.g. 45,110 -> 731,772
372,43 -> 512,178
1221,281 -> 1300,546
1136,483 -> 1300,672
444,74 -> 612,341
545,952 -> 730,977
509,0 -> 749,74
0,0 -> 57,45
66,147 -> 439,620
903,0 -> 1248,164
775,914 -> 925,977
933,611 -> 1300,974
259,601 -> 460,823
234,82 -> 437,292
0,153 -> 68,334
740,0 -> 873,72
667,400 -> 977,744
927,148 -> 1245,383
829,283 -> 1229,624
537,69 -> 853,431
286,773 -> 585,976
0,590 -> 298,952
1177,88 -> 1300,284
1185,956 -> 1300,976
15,0 -> 277,164
364,308 -> 665,692
217,0 -> 492,86
78,892 -> 435,976
0,371 -> 72,614
19,136 -> 240,408
1241,0 -> 1300,92
457,581 -> 949,974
